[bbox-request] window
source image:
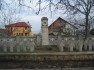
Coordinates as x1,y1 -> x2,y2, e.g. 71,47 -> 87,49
25,33 -> 28,36
25,27 -> 27,29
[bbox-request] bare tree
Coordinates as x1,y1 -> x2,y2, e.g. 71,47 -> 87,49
62,0 -> 94,39
19,0 -> 94,39
0,0 -> 21,27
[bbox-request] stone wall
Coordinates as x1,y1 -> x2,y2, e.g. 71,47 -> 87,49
0,36 -> 36,52
0,35 -> 94,52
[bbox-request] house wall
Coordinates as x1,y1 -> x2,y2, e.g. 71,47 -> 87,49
48,18 -> 77,35
64,24 -> 76,35
6,27 -> 31,36
48,19 -> 63,33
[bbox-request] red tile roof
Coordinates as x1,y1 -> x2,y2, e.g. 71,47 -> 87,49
5,22 -> 31,27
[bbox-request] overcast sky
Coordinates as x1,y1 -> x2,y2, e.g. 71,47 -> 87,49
0,0 -> 68,33
19,12 -> 67,33
15,0 -> 68,33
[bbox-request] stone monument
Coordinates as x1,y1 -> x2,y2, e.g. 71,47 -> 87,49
41,17 -> 49,46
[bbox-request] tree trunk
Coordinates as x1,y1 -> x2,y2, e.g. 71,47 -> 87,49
85,13 -> 89,39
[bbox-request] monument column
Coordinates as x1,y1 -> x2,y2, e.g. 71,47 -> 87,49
41,17 -> 49,46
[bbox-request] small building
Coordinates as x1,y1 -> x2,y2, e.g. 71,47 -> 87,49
0,29 -> 9,37
48,17 -> 77,35
5,22 -> 32,36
